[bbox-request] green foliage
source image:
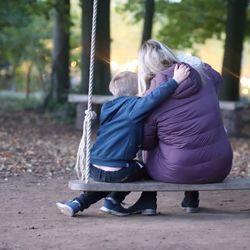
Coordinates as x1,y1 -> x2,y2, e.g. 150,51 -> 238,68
0,96 -> 43,111
246,1 -> 250,39
116,0 -> 250,49
0,0 -> 82,109
155,0 -> 228,48
0,95 -> 75,123
0,0 -> 54,30
0,1 -> 33,29
115,0 -> 144,23
0,1 -> 53,94
45,99 -> 76,123
70,0 -> 82,72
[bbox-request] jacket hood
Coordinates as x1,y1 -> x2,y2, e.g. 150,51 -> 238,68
100,97 -> 129,124
150,63 -> 202,99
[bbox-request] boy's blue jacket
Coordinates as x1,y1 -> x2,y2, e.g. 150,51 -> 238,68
90,79 -> 178,167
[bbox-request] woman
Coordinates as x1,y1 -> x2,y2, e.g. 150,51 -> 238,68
137,39 -> 233,213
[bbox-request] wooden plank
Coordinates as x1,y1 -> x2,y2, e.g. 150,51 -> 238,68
68,178 -> 250,192
68,94 -> 113,104
219,101 -> 247,110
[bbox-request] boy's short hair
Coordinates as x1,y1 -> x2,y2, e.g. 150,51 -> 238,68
109,71 -> 138,97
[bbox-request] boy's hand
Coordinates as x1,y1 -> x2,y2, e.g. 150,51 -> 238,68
173,64 -> 190,84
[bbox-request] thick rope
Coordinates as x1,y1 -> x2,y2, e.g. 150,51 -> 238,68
75,110 -> 96,180
75,0 -> 98,182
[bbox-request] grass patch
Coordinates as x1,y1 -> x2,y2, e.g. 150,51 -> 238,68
0,95 -> 76,124
0,96 -> 43,111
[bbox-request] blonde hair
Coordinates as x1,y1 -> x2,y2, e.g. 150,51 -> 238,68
138,39 -> 180,96
109,71 -> 138,97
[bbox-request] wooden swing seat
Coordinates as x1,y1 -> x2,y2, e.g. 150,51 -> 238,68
69,177 -> 250,192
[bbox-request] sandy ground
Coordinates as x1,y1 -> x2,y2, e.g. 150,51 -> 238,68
1,108 -> 250,250
0,174 -> 250,250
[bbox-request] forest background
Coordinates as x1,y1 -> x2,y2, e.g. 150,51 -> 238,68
0,0 -> 250,112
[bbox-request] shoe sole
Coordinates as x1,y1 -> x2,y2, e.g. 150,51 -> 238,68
141,209 -> 157,216
181,205 -> 199,213
100,206 -> 130,217
56,202 -> 74,217
131,209 -> 157,216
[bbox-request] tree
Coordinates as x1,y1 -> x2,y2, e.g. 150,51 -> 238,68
81,0 -> 111,95
141,0 -> 155,44
0,1 -> 52,94
50,0 -> 70,103
117,0 -> 229,48
220,0 -> 248,101
81,0 -> 92,94
117,0 -> 250,101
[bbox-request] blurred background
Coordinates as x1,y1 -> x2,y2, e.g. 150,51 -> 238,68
0,0 -> 250,107
1,3 -> 250,249
0,0 -> 250,179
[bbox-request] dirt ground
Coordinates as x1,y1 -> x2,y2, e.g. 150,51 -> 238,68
0,108 -> 250,250
0,175 -> 250,250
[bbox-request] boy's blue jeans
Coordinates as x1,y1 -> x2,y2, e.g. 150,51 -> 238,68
74,161 -> 156,210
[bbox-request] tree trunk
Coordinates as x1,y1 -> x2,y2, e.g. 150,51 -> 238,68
81,0 -> 92,94
25,63 -> 33,99
81,0 -> 111,95
51,0 -> 70,103
220,0 -> 248,101
141,0 -> 155,45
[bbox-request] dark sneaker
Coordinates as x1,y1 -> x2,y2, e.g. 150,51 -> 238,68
56,200 -> 82,217
128,196 -> 157,216
181,202 -> 199,213
100,197 -> 130,217
181,191 -> 199,213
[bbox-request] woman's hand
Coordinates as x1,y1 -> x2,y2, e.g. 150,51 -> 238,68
173,64 -> 190,84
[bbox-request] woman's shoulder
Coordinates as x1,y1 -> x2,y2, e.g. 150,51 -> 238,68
147,64 -> 176,92
154,64 -> 176,82
151,63 -> 199,84
148,63 -> 202,99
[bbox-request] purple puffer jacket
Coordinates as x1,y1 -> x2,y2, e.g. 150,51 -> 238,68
143,63 -> 233,184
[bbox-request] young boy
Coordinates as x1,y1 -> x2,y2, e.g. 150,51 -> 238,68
56,64 -> 190,217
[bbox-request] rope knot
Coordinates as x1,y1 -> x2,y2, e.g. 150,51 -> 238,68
84,110 -> 97,120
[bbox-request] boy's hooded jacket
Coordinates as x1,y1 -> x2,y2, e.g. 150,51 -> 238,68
90,79 -> 178,167
143,63 -> 233,184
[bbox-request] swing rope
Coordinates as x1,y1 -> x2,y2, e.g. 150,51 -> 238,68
75,0 -> 98,182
